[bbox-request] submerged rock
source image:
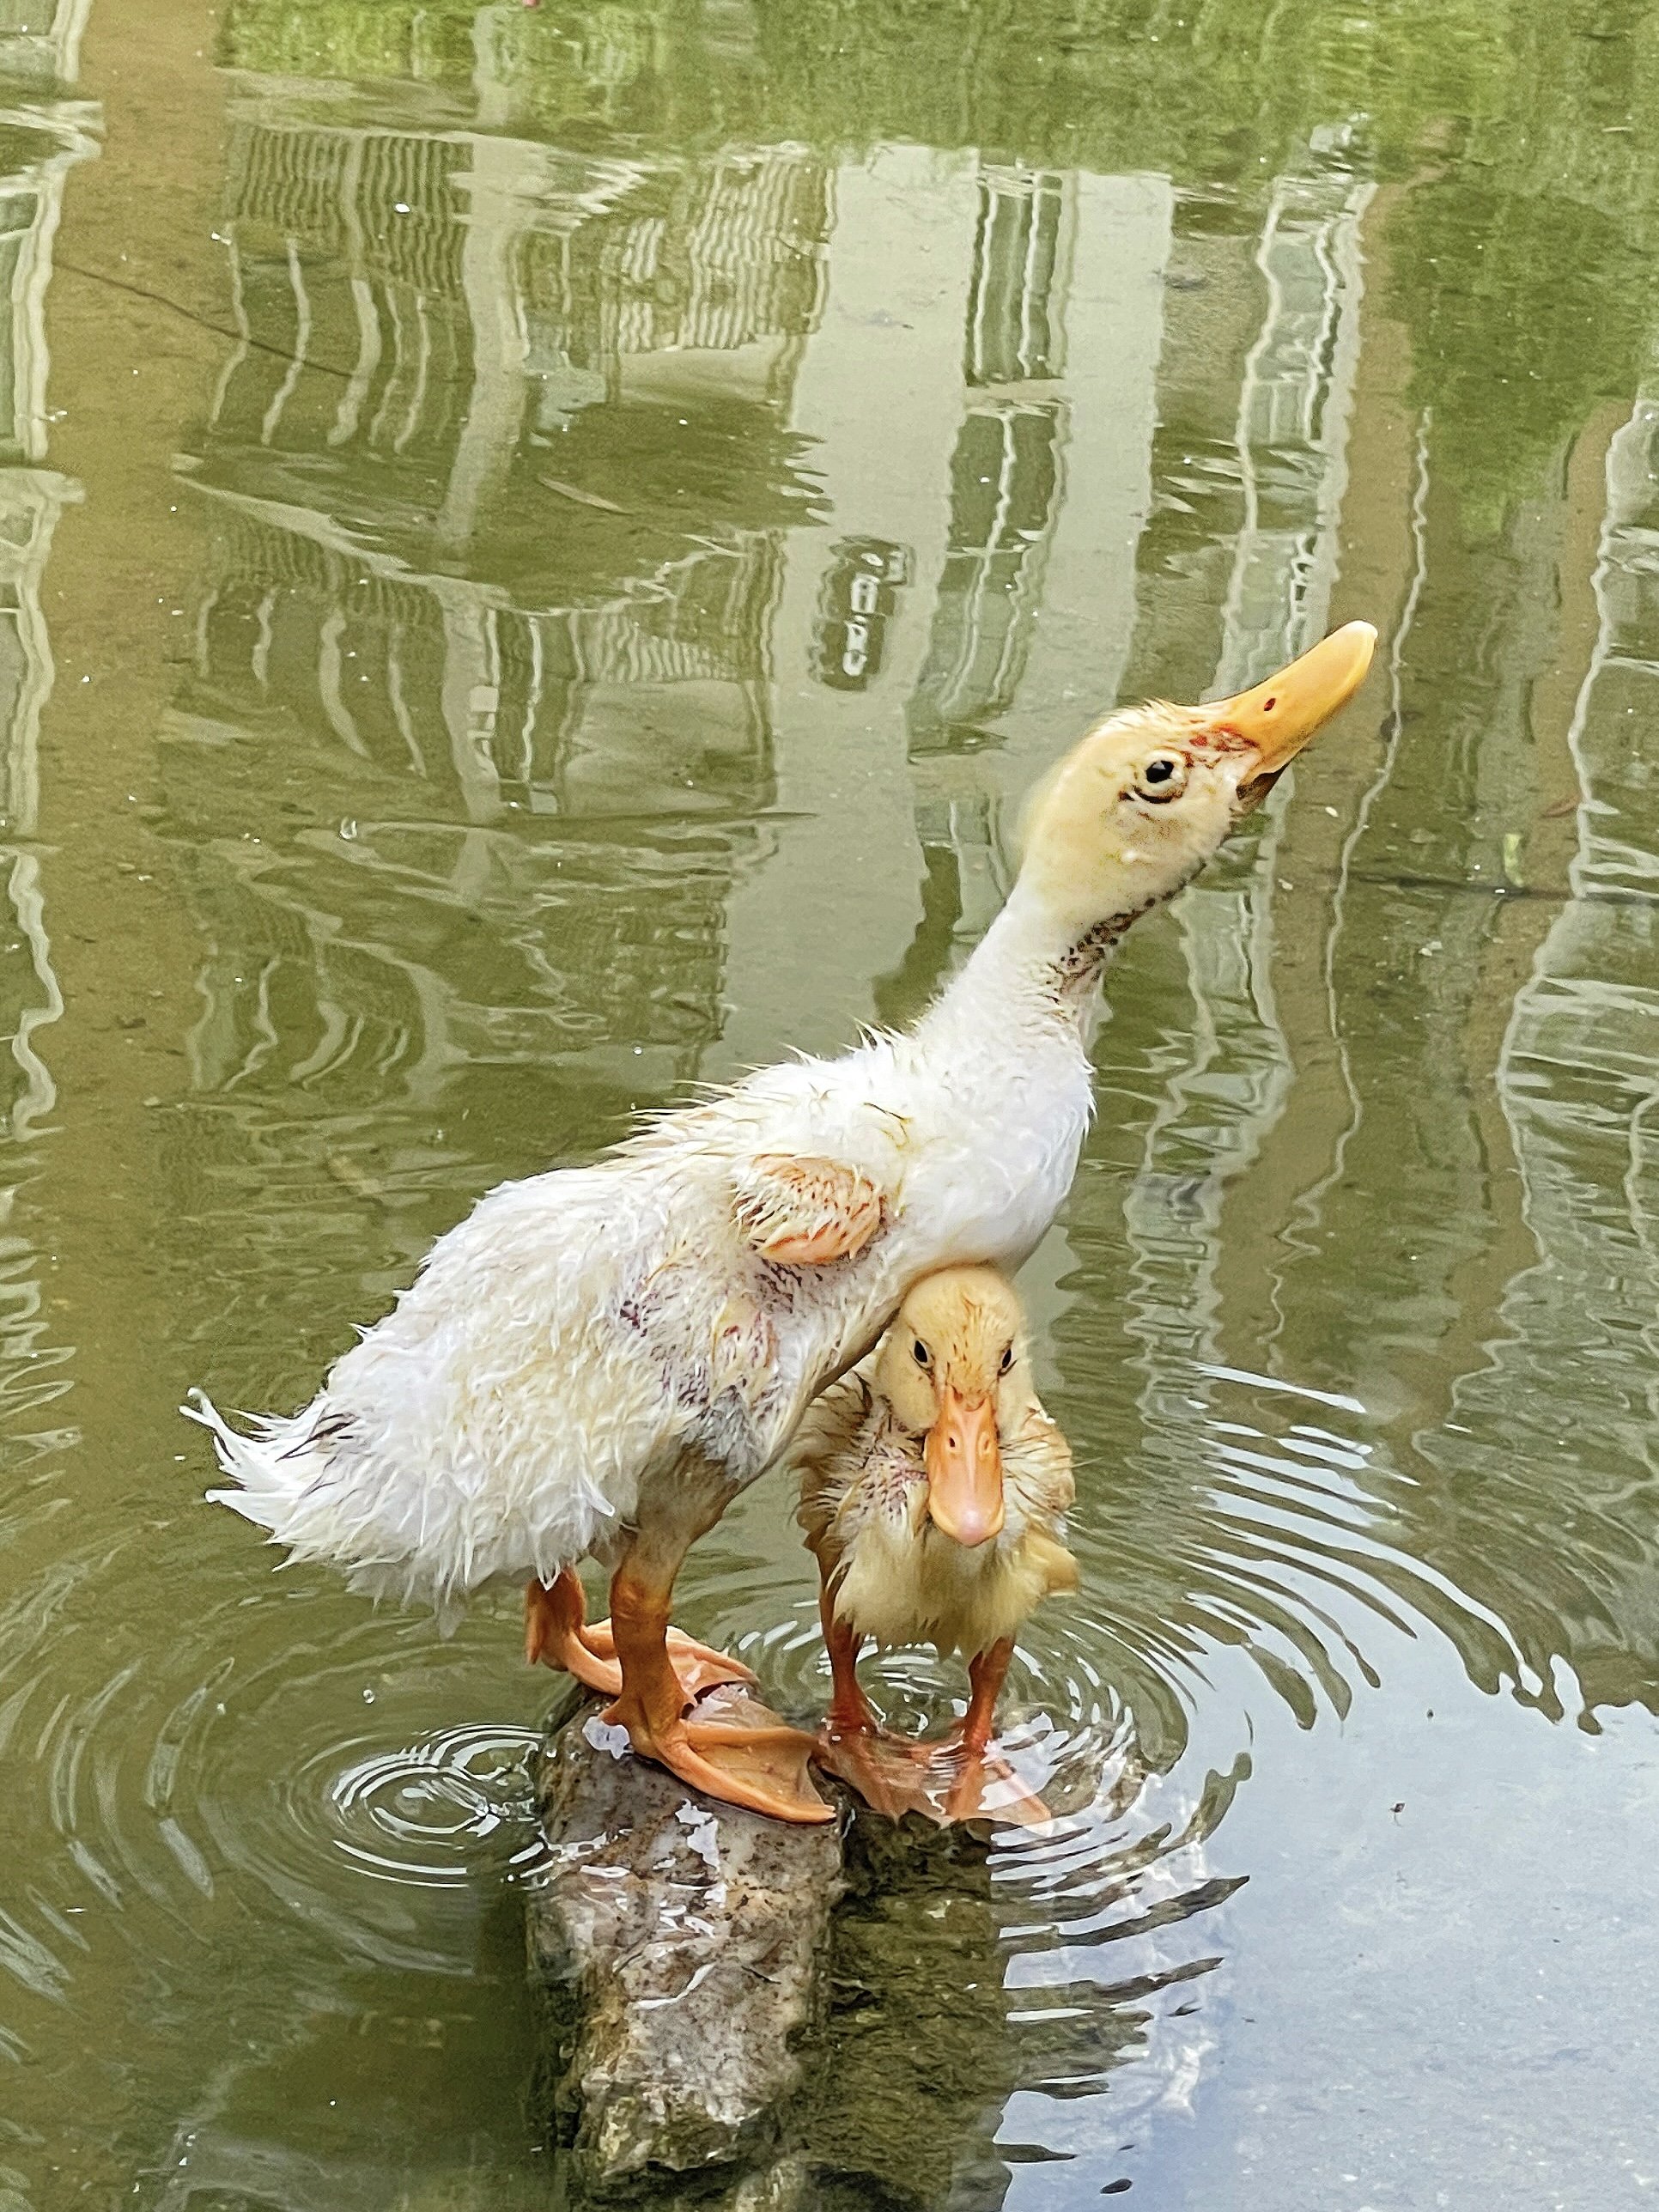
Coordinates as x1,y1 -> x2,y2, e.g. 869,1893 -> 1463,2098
526,1684 -> 844,2198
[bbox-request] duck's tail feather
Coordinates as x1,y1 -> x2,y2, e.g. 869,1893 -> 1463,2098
186,1387 -> 318,1531
186,1388 -> 396,1574
185,1386 -> 609,1619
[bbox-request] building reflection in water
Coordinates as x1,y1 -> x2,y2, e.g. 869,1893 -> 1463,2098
1114,144 -> 1371,1367
730,152 -> 1168,1073
908,397 -> 1061,753
908,164 -> 1069,756
0,76 -> 94,1144
0,0 -> 88,87
1427,391 -> 1659,1708
177,89 -> 826,1135
183,72 -> 1180,1115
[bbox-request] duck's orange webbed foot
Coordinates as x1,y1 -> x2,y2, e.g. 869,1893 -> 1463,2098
526,1571 -> 756,1705
611,1686 -> 834,1826
525,1571 -> 622,1694
586,1617 -> 757,1704
599,1545 -> 831,1824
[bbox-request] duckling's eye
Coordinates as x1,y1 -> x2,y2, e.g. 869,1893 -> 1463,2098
999,1346 -> 1014,1374
1134,753 -> 1188,803
913,1339 -> 931,1368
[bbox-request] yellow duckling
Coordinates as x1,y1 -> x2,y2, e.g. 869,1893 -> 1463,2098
794,1266 -> 1077,1820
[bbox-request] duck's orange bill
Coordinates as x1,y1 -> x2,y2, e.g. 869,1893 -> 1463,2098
1194,620 -> 1377,773
925,1389 -> 1005,1548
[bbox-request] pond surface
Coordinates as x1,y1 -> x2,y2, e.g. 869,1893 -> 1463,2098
3,1 -> 1659,2205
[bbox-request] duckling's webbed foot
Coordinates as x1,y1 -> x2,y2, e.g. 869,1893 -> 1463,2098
814,1726 -> 944,1820
819,1635 -> 1054,1827
940,1747 -> 1054,1829
817,1729 -> 1053,1828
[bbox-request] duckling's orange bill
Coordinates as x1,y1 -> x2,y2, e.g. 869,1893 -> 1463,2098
924,1389 -> 1004,1547
1195,619 -> 1376,774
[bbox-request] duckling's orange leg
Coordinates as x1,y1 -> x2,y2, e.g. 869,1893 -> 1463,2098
942,1638 -> 1053,1827
605,1537 -> 832,1826
813,1591 -> 923,1808
959,1635 -> 1015,1755
820,1587 -> 877,1736
525,1569 -> 757,1704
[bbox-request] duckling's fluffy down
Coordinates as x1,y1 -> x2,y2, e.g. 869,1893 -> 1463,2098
794,1370 -> 1077,1658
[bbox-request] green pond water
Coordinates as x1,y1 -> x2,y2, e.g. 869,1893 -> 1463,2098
3,1 -> 1659,2204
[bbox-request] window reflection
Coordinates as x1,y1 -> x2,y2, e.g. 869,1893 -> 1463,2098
965,163 -> 1066,386
908,400 -> 1061,750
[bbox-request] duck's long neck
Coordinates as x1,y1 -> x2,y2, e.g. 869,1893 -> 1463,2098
915,880 -> 1152,1052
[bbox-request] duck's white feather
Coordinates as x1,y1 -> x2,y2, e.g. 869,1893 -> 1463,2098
191,912 -> 1098,1615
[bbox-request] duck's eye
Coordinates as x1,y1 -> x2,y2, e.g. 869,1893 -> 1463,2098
999,1346 -> 1014,1374
913,1339 -> 931,1367
1134,753 -> 1188,803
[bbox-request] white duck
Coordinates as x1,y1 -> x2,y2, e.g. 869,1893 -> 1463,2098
189,624 -> 1375,1825
794,1266 -> 1077,1823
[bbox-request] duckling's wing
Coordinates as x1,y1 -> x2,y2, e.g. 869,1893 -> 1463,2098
1024,1528 -> 1080,1597
1000,1400 -> 1079,1601
792,1369 -> 874,1554
1013,1397 -> 1078,1519
733,1152 -> 886,1265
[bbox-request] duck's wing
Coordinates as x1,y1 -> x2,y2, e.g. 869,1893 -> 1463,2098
622,1032 -> 909,1266
722,1047 -> 913,1265
732,1152 -> 887,1265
